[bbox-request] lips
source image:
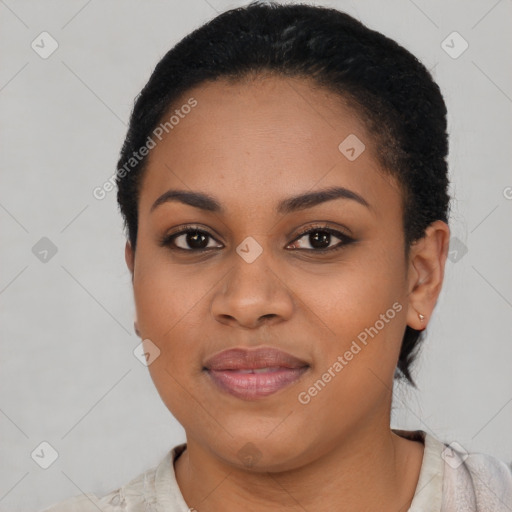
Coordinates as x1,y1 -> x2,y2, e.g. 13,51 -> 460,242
204,347 -> 309,400
204,347 -> 308,371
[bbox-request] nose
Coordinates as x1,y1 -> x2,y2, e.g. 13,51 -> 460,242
210,248 -> 294,329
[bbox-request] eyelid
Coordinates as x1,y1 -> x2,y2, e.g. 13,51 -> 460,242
291,222 -> 353,241
161,223 -> 222,239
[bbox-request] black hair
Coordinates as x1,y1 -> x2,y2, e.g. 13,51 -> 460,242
116,1 -> 450,386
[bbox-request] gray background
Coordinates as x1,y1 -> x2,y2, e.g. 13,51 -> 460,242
0,0 -> 511,510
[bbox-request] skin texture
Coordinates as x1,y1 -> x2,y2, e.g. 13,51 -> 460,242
125,75 -> 450,511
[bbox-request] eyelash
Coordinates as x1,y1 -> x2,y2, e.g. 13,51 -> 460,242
159,224 -> 355,254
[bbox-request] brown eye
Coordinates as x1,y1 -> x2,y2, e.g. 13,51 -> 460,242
288,227 -> 354,252
161,228 -> 222,251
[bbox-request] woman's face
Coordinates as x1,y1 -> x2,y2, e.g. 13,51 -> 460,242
127,75 -> 420,470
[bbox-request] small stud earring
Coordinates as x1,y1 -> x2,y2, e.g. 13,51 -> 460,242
134,322 -> 141,337
418,313 -> 425,322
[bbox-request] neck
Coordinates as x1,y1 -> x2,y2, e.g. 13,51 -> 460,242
174,423 -> 424,512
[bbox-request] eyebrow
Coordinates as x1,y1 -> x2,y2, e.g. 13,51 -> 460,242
150,186 -> 370,215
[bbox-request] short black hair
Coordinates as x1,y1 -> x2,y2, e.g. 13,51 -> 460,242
116,1 -> 450,386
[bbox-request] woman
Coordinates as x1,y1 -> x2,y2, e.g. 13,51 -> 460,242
43,1 -> 512,510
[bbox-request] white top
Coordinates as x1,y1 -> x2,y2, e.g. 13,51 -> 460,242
41,430 -> 512,512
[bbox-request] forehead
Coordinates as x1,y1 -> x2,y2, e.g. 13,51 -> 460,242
139,75 -> 400,215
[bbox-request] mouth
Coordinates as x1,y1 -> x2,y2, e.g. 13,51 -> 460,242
203,347 -> 310,400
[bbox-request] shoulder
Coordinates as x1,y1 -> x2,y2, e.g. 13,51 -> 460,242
441,442 -> 512,511
40,491 -> 122,512
402,430 -> 512,511
40,444 -> 189,512
40,455 -> 163,512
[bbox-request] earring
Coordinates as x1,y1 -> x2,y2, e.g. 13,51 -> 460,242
134,322 -> 141,337
418,313 -> 425,322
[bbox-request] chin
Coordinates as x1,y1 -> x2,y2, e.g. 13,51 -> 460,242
202,426 -> 318,473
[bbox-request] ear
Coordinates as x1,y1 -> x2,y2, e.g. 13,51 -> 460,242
406,220 -> 450,330
125,240 -> 135,276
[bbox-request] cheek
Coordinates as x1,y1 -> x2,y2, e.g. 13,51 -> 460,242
299,244 -> 408,386
307,247 -> 406,331
133,262 -> 209,422
293,276 -> 407,436
132,250 -> 222,394
133,247 -> 208,337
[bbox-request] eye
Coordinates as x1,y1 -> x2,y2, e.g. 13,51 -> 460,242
160,226 -> 223,251
287,225 -> 354,252
159,224 -> 355,253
